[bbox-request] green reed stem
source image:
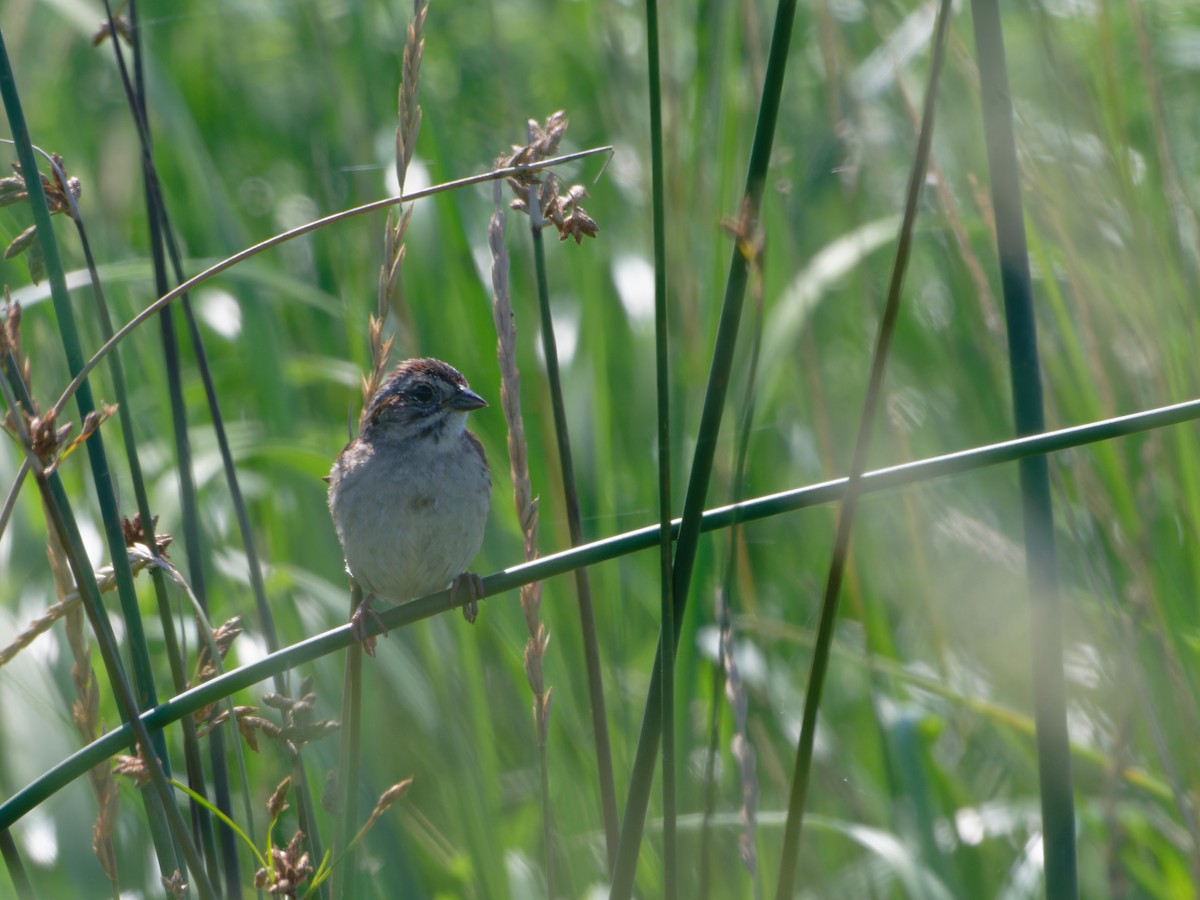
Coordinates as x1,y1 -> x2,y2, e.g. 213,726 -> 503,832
528,197 -> 619,874
0,27 -> 202,888
1,397 -> 1199,834
970,1 -> 1078,895
702,226 -> 767,899
0,828 -> 34,899
62,162 -> 222,891
127,18 -> 242,893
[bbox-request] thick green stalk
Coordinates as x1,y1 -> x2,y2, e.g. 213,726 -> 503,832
125,55 -> 243,872
970,1 -> 1078,896
1,397 -> 1199,833
0,828 -> 34,899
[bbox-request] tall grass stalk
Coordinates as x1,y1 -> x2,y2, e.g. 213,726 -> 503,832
970,1 -> 1078,895
700,210 -> 766,899
29,144 -> 221,887
334,582 -> 364,900
643,0 -> 676,890
0,30 -> 207,887
504,112 -> 616,878
96,0 -> 267,882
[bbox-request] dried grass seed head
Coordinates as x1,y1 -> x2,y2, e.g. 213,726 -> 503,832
499,111 -> 599,243
268,776 -> 292,819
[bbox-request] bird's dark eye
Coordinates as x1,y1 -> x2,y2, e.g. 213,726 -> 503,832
409,383 -> 436,405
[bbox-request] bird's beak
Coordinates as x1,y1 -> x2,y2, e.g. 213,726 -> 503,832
450,387 -> 487,411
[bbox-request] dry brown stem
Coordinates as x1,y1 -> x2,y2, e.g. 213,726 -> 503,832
488,181 -> 552,746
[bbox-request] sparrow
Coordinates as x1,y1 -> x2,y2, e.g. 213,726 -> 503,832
327,358 -> 491,653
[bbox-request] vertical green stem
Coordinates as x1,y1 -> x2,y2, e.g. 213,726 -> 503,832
104,0 -> 291,883
66,202 -> 222,893
644,0 -> 676,890
0,828 -> 35,899
527,221 -> 618,874
969,2 -> 1078,896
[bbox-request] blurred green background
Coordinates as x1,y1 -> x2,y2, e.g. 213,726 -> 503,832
2,0 -> 1200,896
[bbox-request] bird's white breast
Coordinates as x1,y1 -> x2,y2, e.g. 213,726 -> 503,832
328,421 -> 490,603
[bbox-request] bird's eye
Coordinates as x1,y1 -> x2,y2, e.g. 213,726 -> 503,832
409,383 -> 436,405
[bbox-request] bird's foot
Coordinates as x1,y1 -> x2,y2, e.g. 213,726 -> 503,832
450,572 -> 485,624
350,593 -> 388,657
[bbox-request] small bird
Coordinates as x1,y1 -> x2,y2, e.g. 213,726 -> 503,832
327,358 -> 491,653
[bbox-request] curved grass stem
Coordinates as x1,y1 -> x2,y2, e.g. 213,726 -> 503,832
0,397 -> 1198,834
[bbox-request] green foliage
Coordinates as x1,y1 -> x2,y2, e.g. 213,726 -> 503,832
1,0 -> 1199,897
